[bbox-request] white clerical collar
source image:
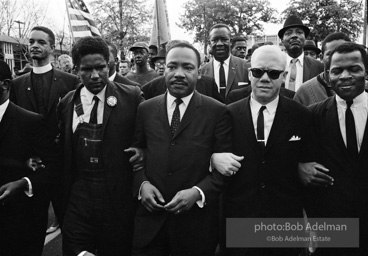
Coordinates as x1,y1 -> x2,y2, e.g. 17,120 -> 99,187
33,63 -> 52,74
109,71 -> 117,81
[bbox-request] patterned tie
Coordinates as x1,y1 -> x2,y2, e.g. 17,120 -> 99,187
257,106 -> 267,146
345,100 -> 358,157
219,61 -> 226,98
170,98 -> 183,136
289,58 -> 297,91
89,96 -> 99,124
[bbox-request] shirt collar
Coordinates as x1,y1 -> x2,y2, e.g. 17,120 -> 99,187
0,99 -> 10,121
286,52 -> 304,67
167,91 -> 194,108
33,63 -> 52,74
81,85 -> 107,104
250,93 -> 279,115
109,71 -> 117,81
214,55 -> 231,68
336,91 -> 367,108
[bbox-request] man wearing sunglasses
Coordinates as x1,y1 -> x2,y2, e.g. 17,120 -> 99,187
214,45 -> 315,255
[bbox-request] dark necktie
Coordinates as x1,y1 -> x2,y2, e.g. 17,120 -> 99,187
89,96 -> 99,124
345,100 -> 358,157
219,61 -> 226,98
257,106 -> 267,145
170,98 -> 183,136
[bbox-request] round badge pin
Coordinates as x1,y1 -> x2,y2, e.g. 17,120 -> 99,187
107,96 -> 117,107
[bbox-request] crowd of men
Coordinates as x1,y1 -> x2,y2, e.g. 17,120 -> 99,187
0,13 -> 367,256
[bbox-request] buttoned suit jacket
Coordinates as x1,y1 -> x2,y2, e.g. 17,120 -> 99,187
0,102 -> 59,256
57,81 -> 143,226
306,97 -> 368,254
201,55 -> 250,99
132,91 -> 232,253
221,96 -> 314,253
10,68 -> 80,137
302,56 -> 324,83
141,75 -> 224,102
114,72 -> 141,87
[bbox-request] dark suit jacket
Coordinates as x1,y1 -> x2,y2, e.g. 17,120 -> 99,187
141,75 -> 223,102
114,72 -> 141,87
201,55 -> 250,98
222,96 -> 314,254
10,68 -> 80,137
226,86 -> 295,104
0,102 -> 59,256
302,55 -> 324,83
306,97 -> 368,255
57,81 -> 143,223
132,91 -> 231,253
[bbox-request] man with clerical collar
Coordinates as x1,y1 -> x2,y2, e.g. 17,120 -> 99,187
10,25 -> 79,234
57,36 -> 143,256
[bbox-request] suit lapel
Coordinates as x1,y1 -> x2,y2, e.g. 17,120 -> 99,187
158,92 -> 172,138
303,56 -> 312,83
239,97 -> 262,156
226,56 -> 236,96
46,69 -> 61,117
359,117 -> 368,158
25,73 -> 37,111
172,91 -> 201,139
102,82 -> 116,138
0,102 -> 16,142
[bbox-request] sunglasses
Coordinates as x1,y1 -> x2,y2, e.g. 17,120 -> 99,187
250,68 -> 284,80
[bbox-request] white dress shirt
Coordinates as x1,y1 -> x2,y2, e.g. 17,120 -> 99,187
285,52 -> 304,92
213,56 -> 230,91
336,92 -> 368,152
250,94 -> 279,145
166,92 -> 194,123
0,99 -> 9,122
72,86 -> 106,132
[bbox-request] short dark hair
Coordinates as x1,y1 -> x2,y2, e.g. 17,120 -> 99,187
120,59 -> 130,68
0,60 -> 12,81
104,40 -> 117,57
71,37 -> 110,67
321,32 -> 350,55
328,42 -> 367,71
231,37 -> 246,49
166,41 -> 201,68
31,26 -> 55,46
209,23 -> 231,34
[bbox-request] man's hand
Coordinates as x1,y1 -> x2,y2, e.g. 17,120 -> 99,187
26,157 -> 45,171
0,179 -> 28,203
211,153 -> 244,176
164,188 -> 201,214
298,162 -> 333,187
140,182 -> 165,212
124,147 -> 145,171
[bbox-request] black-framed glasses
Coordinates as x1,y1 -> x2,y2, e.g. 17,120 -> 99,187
250,68 -> 284,79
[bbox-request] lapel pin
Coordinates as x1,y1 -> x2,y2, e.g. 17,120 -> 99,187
27,87 -> 31,90
107,96 -> 117,107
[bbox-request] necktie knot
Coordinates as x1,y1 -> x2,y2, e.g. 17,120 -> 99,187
175,98 -> 183,106
291,58 -> 298,64
346,100 -> 353,109
259,105 -> 266,114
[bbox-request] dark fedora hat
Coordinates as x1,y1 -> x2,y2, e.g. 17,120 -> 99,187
304,40 -> 321,55
278,15 -> 310,39
151,48 -> 166,63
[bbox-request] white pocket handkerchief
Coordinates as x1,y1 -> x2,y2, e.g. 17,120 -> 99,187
289,135 -> 301,141
238,82 -> 248,86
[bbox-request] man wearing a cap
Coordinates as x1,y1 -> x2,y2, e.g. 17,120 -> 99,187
126,42 -> 159,86
304,40 -> 321,59
278,15 -> 323,92
152,48 -> 166,76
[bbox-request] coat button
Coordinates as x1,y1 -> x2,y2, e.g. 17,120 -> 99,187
168,172 -> 173,176
170,142 -> 175,146
260,183 -> 265,189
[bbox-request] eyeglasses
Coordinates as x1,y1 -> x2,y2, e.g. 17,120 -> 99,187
250,68 -> 284,80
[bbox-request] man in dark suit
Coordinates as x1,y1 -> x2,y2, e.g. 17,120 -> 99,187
301,42 -> 368,255
0,60 -> 59,256
131,41 -> 232,255
201,24 -> 250,101
10,26 -> 79,232
104,40 -> 141,87
57,37 -> 143,256
278,15 -> 323,92
141,74 -> 223,102
214,45 -> 314,255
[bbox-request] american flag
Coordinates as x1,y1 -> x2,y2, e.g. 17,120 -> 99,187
65,0 -> 101,41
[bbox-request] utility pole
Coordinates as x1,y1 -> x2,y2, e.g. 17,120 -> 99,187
14,20 -> 25,38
